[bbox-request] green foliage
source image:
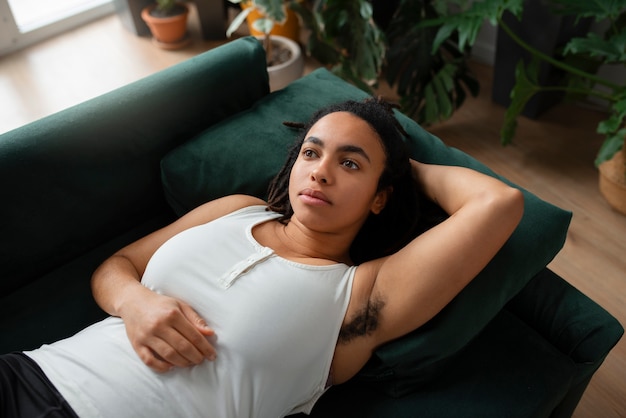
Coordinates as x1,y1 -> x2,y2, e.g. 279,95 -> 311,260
226,4 -> 252,38
431,0 -> 523,53
564,31 -> 626,63
540,0 -> 626,165
501,58 -> 542,145
384,0 -> 479,125
227,0 -> 385,91
152,0 -> 184,16
259,0 -> 288,23
294,0 -> 385,91
436,0 -> 626,166
156,0 -> 176,13
226,0 -> 288,37
596,95 -> 626,164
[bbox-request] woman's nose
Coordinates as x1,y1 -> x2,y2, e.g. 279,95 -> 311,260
311,162 -> 330,184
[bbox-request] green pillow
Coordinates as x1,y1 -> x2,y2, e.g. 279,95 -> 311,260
160,68 -> 571,396
160,69 -> 371,214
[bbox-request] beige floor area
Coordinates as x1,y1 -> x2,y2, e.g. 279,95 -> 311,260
1,7 -> 625,417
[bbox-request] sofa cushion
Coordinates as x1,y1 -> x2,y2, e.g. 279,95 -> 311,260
300,309 -> 575,418
160,68 -> 572,395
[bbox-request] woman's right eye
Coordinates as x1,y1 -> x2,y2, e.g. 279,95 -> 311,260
303,149 -> 318,158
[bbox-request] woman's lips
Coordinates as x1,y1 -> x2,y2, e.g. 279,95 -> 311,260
299,189 -> 331,206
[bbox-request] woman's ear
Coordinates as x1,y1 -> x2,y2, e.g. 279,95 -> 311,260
371,187 -> 393,215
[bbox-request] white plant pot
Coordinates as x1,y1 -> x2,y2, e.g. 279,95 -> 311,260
258,35 -> 304,92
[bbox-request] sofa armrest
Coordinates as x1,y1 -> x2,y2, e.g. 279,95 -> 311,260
0,37 -> 269,296
506,268 -> 623,363
505,268 -> 623,417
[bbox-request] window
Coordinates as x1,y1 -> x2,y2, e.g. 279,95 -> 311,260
0,0 -> 114,55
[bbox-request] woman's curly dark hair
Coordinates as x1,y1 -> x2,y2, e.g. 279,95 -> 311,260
267,97 -> 444,264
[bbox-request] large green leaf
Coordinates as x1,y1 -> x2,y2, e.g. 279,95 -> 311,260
596,128 -> 626,166
226,6 -> 253,38
430,0 -> 524,53
252,17 -> 275,34
501,58 -> 542,145
297,0 -> 384,88
255,0 -> 287,24
598,95 -> 626,134
564,31 -> 626,63
384,0 -> 480,125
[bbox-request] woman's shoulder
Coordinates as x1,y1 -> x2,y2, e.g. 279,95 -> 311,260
196,194 -> 267,216
178,195 -> 268,229
219,194 -> 267,209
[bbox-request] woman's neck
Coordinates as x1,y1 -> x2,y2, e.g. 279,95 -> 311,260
286,220 -> 354,263
254,219 -> 354,265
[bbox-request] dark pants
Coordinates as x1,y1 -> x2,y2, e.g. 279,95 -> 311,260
0,352 -> 78,418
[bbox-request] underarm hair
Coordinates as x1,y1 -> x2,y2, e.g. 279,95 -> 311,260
338,296 -> 385,344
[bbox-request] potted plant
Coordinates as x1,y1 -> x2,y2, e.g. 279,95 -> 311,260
227,0 -> 305,91
228,1 -> 386,99
141,0 -> 190,50
428,0 -> 626,214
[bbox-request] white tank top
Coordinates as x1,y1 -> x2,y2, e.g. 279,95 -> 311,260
27,206 -> 356,418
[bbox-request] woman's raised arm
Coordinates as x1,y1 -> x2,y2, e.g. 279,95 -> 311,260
372,161 -> 524,343
332,161 -> 524,383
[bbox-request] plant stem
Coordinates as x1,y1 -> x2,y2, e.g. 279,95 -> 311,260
264,34 -> 272,65
536,85 -> 616,102
497,17 -> 621,92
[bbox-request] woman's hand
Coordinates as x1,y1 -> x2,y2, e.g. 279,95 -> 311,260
118,283 -> 217,373
91,195 -> 266,372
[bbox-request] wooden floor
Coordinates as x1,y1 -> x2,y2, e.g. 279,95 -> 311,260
1,8 -> 625,417
423,69 -> 626,418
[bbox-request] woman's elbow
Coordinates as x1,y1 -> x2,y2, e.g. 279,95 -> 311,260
499,186 -> 525,231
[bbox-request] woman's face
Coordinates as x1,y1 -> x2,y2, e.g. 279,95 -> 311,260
288,111 -> 389,235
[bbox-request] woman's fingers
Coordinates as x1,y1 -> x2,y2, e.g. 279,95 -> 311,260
134,344 -> 175,373
123,294 -> 217,371
179,303 -> 217,359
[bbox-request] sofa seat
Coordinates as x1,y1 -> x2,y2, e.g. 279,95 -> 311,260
305,309 -> 574,418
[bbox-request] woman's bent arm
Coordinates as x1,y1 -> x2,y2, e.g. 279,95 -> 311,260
91,194 -> 265,372
375,161 -> 524,342
332,162 -> 524,383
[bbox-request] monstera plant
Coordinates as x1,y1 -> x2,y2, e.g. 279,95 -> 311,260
429,0 -> 626,213
293,0 -> 386,92
382,0 -> 480,126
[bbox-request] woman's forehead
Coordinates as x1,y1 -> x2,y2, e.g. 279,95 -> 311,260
305,112 -> 387,166
308,112 -> 381,144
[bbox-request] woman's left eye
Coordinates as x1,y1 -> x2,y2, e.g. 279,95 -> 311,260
342,160 -> 359,170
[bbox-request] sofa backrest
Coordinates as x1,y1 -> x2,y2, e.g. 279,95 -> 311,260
0,37 -> 269,296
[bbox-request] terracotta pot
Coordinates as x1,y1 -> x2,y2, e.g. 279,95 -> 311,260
260,35 -> 304,91
599,149 -> 626,215
243,3 -> 300,43
141,3 -> 189,49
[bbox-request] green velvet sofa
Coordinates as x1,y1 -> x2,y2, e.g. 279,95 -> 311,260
0,37 -> 622,418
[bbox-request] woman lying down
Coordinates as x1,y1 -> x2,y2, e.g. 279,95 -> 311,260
0,98 -> 523,418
